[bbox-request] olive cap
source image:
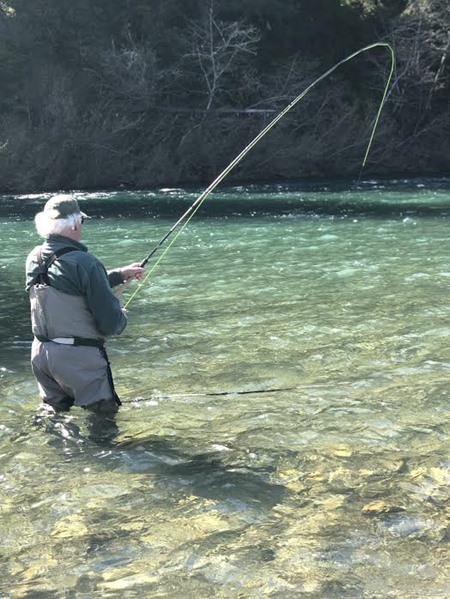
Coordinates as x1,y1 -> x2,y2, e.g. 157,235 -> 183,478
43,194 -> 90,219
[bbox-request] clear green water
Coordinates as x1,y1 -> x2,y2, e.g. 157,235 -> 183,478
0,181 -> 449,598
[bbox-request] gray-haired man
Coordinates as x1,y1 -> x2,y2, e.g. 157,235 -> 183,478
26,194 -> 144,413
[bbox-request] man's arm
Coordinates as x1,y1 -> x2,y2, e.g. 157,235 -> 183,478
107,263 -> 145,288
79,261 -> 128,336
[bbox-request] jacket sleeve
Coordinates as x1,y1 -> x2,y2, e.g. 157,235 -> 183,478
78,260 -> 127,336
25,246 -> 41,292
107,269 -> 125,288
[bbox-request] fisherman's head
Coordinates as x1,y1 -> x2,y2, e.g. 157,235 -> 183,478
34,194 -> 90,239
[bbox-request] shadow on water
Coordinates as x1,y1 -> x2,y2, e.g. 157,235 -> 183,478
1,178 -> 450,219
137,444 -> 285,509
3,197 -> 450,219
76,197 -> 450,219
25,408 -> 286,511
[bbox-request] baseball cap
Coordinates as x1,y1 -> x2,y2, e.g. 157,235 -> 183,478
43,194 -> 90,220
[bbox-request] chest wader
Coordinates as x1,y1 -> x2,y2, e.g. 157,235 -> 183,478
31,246 -> 121,407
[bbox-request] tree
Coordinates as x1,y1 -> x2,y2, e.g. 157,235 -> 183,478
183,0 -> 260,111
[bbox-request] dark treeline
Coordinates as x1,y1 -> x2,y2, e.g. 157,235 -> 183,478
0,0 -> 449,193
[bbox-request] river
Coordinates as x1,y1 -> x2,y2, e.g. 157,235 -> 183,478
0,179 -> 449,597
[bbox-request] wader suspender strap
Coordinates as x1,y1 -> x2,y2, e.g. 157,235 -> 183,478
35,246 -> 78,286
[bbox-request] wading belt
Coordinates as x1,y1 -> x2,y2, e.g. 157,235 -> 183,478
34,334 -> 103,347
33,246 -> 122,406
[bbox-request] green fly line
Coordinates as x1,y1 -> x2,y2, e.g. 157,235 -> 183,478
124,41 -> 395,308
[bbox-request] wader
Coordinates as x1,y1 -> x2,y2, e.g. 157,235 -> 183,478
29,247 -> 121,412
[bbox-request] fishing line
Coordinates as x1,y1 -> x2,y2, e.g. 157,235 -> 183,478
121,386 -> 297,403
120,381 -> 353,403
124,41 -> 395,307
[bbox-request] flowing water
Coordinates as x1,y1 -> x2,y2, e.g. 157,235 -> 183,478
0,180 -> 449,598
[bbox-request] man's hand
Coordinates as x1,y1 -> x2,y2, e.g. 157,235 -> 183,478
120,262 -> 145,282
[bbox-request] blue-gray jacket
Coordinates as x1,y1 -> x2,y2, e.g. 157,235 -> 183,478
26,235 -> 127,339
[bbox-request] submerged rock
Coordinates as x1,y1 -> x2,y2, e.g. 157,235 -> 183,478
51,514 -> 89,539
361,500 -> 405,515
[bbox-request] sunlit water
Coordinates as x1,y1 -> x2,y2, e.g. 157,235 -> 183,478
0,181 -> 449,598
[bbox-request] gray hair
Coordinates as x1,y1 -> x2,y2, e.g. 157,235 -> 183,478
34,211 -> 82,238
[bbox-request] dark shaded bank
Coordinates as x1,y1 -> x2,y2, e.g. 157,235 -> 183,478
1,179 -> 450,220
1,1 -> 449,193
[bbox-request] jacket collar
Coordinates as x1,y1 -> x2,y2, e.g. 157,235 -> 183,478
46,234 -> 88,252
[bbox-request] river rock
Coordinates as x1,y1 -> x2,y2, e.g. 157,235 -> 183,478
361,500 -> 405,515
51,514 -> 89,539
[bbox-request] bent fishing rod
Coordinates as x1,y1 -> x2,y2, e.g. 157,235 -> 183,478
124,42 -> 395,308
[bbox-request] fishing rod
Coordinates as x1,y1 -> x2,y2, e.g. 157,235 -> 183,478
124,42 -> 395,308
139,201 -> 200,268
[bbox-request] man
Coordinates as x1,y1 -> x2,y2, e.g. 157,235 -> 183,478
25,194 -> 144,414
